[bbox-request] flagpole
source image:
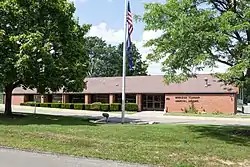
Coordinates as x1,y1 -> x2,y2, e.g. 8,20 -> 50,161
121,0 -> 128,124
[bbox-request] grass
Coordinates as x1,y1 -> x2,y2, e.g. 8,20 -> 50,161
0,113 -> 250,167
165,112 -> 250,118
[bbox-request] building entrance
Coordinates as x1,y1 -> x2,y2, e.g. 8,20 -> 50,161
142,94 -> 165,111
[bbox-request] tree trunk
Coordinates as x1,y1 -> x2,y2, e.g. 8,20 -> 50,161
4,85 -> 14,116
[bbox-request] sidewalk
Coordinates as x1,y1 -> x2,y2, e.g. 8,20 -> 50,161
134,110 -> 250,122
1,105 -> 250,125
0,147 -> 150,167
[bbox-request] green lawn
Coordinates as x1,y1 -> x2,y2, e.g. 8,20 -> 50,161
165,112 -> 250,118
0,114 -> 249,167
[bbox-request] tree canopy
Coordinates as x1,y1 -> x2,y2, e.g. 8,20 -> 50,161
0,0 -> 90,115
87,36 -> 148,77
139,0 -> 250,86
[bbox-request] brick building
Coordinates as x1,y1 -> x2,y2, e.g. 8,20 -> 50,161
5,74 -> 238,113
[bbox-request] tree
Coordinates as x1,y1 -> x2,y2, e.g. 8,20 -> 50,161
117,43 -> 148,76
87,36 -> 148,77
138,0 -> 250,86
0,0 -> 90,116
85,36 -> 120,77
91,44 -> 122,77
85,36 -> 107,77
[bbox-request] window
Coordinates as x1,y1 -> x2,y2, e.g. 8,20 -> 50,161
27,95 -> 34,102
52,95 -> 62,103
92,94 -> 109,103
34,95 -> 41,102
115,94 -> 136,103
69,94 -> 84,103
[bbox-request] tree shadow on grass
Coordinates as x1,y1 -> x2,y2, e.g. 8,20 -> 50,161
0,113 -> 141,126
0,113 -> 98,126
189,125 -> 250,146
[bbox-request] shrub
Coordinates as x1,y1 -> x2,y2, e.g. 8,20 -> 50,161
74,103 -> 84,110
110,103 -> 121,111
125,103 -> 138,111
212,110 -> 223,115
61,103 -> 74,109
85,104 -> 91,110
40,103 -> 51,108
100,103 -> 110,111
184,103 -> 199,114
90,102 -> 102,111
30,103 -> 36,107
24,102 -> 35,106
20,102 -> 27,106
20,102 -> 29,106
24,102 -> 42,107
51,103 -> 61,108
35,103 -> 41,107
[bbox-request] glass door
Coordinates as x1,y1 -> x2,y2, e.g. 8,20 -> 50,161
146,95 -> 154,110
153,95 -> 163,111
143,94 -> 164,111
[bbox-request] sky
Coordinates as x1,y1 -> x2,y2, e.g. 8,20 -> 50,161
69,0 -> 229,75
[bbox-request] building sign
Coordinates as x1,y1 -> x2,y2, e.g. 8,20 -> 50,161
175,96 -> 187,99
175,96 -> 200,103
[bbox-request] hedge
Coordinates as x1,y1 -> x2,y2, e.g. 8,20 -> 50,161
110,103 -> 121,111
74,103 -> 84,110
20,102 -> 138,112
90,102 -> 102,110
20,103 -> 25,106
125,103 -> 138,111
23,101 -> 39,107
51,103 -> 61,108
40,103 -> 51,108
85,104 -> 91,110
100,103 -> 110,111
61,103 -> 74,109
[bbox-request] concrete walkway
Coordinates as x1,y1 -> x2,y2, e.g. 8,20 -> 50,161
0,147 -> 150,167
1,105 -> 250,125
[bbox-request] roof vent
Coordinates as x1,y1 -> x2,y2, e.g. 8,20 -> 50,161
116,84 -> 119,86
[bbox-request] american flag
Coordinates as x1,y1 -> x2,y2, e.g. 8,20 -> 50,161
126,1 -> 133,70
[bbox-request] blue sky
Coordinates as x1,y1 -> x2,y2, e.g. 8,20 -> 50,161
73,0 -> 157,41
70,0 -> 228,75
70,0 -> 168,75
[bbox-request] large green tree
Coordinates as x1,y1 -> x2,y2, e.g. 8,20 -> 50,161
87,37 -> 148,77
138,0 -> 250,86
0,0 -> 90,115
117,42 -> 148,76
85,36 -> 107,76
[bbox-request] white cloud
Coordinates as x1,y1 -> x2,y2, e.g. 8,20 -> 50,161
87,23 -> 124,44
88,23 -> 229,75
133,30 -> 164,75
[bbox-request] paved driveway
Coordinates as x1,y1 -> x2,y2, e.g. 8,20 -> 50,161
1,105 -> 250,125
0,148 -> 150,167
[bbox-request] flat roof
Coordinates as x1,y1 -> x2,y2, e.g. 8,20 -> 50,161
11,74 -> 238,94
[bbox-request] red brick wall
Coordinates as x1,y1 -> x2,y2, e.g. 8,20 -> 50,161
3,95 -> 25,105
13,95 -> 25,104
165,93 -> 236,114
